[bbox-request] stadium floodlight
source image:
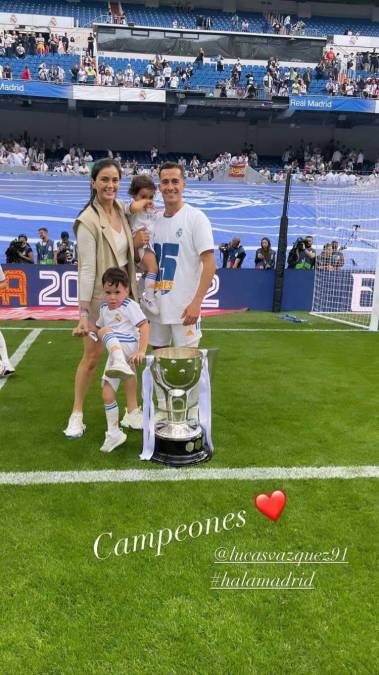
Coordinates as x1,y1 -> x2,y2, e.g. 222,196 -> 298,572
311,182 -> 379,330
312,184 -> 379,330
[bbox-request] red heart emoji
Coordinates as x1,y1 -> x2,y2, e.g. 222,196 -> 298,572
255,490 -> 286,521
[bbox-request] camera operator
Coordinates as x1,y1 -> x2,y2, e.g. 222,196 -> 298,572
5,234 -> 34,264
54,230 -> 77,264
227,237 -> 246,269
218,242 -> 229,268
287,235 -> 315,270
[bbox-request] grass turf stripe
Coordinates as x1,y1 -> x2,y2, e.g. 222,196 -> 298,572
0,327 -> 367,333
0,465 -> 378,486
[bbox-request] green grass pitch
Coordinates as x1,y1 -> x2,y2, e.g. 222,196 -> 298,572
0,313 -> 378,674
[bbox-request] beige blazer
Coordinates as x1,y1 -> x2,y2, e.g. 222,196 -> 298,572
73,196 -> 137,316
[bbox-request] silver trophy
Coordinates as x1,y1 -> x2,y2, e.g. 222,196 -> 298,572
141,347 -> 215,466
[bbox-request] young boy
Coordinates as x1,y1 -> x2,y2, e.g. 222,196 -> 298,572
128,175 -> 160,316
0,264 -> 15,377
95,267 -> 149,453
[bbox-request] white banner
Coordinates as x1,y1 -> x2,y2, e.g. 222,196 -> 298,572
0,13 -> 74,28
72,86 -> 166,103
333,35 -> 379,49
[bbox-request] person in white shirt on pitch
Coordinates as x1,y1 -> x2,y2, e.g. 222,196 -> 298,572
0,265 -> 15,377
93,267 -> 149,453
145,162 -> 216,349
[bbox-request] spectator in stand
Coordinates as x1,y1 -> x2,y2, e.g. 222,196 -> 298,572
21,66 -> 31,80
194,48 -> 205,69
255,238 -> 276,270
15,42 -> 25,59
36,34 -> 45,56
283,15 -> 291,34
231,13 -> 239,29
216,55 -> 224,72
241,19 -> 249,32
227,238 -> 246,269
325,47 -> 336,63
88,33 -> 94,58
62,33 -> 69,54
3,64 -> 12,80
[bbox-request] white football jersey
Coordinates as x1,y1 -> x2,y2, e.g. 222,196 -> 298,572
129,208 -> 159,239
152,203 -> 215,324
96,298 -> 146,341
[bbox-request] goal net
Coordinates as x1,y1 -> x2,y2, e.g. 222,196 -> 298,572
311,182 -> 379,330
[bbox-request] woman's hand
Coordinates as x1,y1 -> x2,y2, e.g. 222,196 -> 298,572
133,228 -> 150,249
73,316 -> 89,337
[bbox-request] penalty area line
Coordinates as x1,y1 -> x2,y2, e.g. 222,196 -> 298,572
0,465 -> 378,486
0,328 -> 43,391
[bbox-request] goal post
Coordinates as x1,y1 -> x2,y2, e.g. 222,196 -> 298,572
311,183 -> 379,330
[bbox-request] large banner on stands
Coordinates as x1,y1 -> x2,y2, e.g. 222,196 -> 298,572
0,266 -> 315,312
289,95 -> 377,114
0,79 -> 73,99
72,86 -> 166,103
0,13 -> 74,28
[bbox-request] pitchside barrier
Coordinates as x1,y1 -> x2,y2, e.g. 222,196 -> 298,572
0,265 -> 375,315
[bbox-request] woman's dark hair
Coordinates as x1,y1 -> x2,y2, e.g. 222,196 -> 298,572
102,266 -> 129,288
128,174 -> 156,197
261,237 -> 271,249
78,158 -> 122,216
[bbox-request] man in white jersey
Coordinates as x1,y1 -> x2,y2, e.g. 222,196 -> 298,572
148,162 -> 216,348
0,265 -> 15,377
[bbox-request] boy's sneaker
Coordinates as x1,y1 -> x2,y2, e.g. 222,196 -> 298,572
121,407 -> 143,430
140,293 -> 159,316
100,429 -> 127,453
64,412 -> 86,438
105,357 -> 134,380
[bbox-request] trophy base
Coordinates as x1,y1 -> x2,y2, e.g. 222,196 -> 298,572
151,429 -> 213,467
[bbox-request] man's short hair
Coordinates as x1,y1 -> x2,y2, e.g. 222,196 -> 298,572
38,227 -> 48,234
159,162 -> 185,179
102,267 -> 130,288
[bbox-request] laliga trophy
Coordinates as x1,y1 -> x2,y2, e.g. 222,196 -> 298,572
140,347 -> 214,466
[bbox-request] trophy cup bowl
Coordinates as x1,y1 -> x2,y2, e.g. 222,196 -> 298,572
150,347 -> 212,466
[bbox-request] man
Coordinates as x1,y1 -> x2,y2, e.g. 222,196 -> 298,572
87,33 -> 94,57
147,162 -> 216,349
287,235 -> 316,269
36,228 -> 54,264
54,231 -> 77,264
5,234 -> 34,264
227,238 -> 246,269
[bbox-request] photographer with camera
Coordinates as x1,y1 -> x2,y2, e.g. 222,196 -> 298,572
287,235 -> 316,270
218,242 -> 229,268
54,231 -> 77,265
5,234 -> 34,264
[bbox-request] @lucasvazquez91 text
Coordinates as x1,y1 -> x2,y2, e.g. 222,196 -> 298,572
210,546 -> 349,590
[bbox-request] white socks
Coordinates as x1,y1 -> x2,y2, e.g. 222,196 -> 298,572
104,401 -> 119,432
0,331 -> 11,368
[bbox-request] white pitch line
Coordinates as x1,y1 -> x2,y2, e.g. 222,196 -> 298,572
0,465 -> 377,486
0,328 -> 42,391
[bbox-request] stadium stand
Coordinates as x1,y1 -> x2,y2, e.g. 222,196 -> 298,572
0,1 -> 378,36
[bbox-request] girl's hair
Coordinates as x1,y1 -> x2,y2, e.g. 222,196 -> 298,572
128,174 -> 156,197
78,158 -> 122,216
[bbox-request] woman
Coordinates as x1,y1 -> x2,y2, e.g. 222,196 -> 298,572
64,159 -> 148,438
255,238 -> 276,270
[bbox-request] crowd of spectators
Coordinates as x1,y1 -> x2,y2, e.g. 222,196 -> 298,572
0,30 -> 77,58
317,47 -> 379,98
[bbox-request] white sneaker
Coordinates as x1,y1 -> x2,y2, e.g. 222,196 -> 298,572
121,407 -> 143,430
105,357 -> 135,380
64,412 -> 86,438
140,293 -> 160,316
100,429 -> 127,453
